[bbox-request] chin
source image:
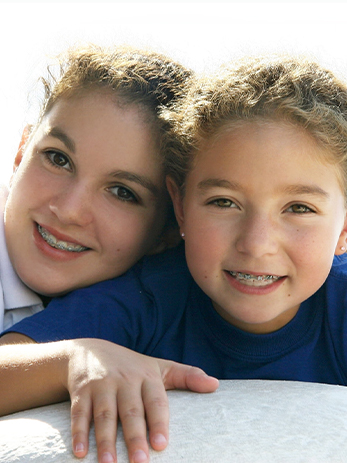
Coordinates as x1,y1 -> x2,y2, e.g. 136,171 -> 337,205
26,281 -> 71,298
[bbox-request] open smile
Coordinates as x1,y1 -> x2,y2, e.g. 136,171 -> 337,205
37,224 -> 89,253
228,270 -> 284,287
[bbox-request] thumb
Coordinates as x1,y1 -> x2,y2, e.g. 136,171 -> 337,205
158,359 -> 219,393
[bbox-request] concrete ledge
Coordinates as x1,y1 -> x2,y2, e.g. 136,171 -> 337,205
1,380 -> 347,462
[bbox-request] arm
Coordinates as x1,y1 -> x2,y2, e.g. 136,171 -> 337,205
0,334 -> 218,463
0,333 -> 70,415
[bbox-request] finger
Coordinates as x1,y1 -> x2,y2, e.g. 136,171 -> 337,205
160,361 -> 219,392
142,378 -> 169,452
92,389 -> 118,463
70,392 -> 92,459
184,367 -> 219,392
117,385 -> 150,463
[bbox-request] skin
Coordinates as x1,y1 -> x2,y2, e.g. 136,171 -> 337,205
168,121 -> 347,334
0,335 -> 218,463
5,90 -> 169,297
0,89 -> 219,463
8,117 -> 347,461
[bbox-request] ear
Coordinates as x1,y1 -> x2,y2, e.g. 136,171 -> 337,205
335,215 -> 347,255
13,125 -> 31,172
166,176 -> 185,231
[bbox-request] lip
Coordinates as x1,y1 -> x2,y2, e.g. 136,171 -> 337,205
224,269 -> 286,296
33,222 -> 91,261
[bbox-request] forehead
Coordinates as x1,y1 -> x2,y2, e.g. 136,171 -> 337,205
203,120 -> 316,150
43,91 -> 148,129
199,120 -> 337,167
27,92 -> 164,181
39,92 -> 157,148
190,121 -> 344,193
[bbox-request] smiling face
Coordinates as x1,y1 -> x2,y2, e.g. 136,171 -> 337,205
5,90 -> 168,296
168,121 -> 347,333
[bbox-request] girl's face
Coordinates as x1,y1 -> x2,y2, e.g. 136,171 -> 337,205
168,121 -> 347,334
5,91 -> 168,296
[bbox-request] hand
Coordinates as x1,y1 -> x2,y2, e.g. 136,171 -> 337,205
66,339 -> 219,463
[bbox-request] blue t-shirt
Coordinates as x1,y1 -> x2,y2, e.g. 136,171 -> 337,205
6,244 -> 347,385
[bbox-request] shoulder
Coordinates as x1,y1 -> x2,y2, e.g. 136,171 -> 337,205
140,244 -> 192,298
41,244 -> 190,318
322,255 -> 347,306
303,255 -> 347,324
328,254 -> 347,283
60,243 -> 189,301
321,254 -> 347,321
2,244 -> 191,343
141,243 -> 189,279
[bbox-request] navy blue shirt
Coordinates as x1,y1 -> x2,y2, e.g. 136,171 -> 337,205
6,245 -> 347,385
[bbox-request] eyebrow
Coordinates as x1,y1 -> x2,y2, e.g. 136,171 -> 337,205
45,127 -> 160,197
45,126 -> 76,153
281,184 -> 330,199
197,178 -> 240,192
197,178 -> 330,199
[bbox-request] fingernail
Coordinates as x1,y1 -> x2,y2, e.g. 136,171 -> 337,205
101,452 -> 115,463
74,442 -> 85,454
133,449 -> 148,463
152,433 -> 167,446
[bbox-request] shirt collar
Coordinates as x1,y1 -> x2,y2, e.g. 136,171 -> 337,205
0,185 -> 42,310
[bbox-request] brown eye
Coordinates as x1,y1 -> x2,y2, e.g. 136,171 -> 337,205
288,204 -> 313,213
213,198 -> 233,207
53,153 -> 69,167
109,186 -> 138,203
46,150 -> 71,170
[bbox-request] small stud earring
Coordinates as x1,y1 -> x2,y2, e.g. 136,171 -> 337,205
341,246 -> 346,252
181,232 -> 185,238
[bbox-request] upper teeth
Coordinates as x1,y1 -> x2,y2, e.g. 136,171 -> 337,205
229,271 -> 280,282
38,225 -> 88,252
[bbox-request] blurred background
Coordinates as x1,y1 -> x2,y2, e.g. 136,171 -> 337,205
0,2 -> 346,183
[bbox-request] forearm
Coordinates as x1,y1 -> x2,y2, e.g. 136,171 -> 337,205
0,340 -> 71,416
0,335 -> 219,463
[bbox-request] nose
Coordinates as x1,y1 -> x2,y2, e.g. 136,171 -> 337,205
235,212 -> 279,258
49,181 -> 93,227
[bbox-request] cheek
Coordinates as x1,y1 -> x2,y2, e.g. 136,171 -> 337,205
100,208 -> 160,254
288,227 -> 338,279
10,165 -> 52,209
186,212 -> 229,248
185,227 -> 224,282
294,223 -> 340,254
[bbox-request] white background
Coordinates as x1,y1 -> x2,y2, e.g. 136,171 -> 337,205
1,2 -> 346,183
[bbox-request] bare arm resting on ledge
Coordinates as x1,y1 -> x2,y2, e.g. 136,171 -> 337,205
0,333 -> 218,463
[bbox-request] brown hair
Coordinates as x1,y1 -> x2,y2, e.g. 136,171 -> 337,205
32,43 -> 194,249
40,44 -> 191,116
164,55 -> 347,195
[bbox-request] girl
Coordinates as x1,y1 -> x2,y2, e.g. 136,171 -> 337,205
4,55 -> 347,461
0,42 -> 192,331
0,43 -> 218,463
